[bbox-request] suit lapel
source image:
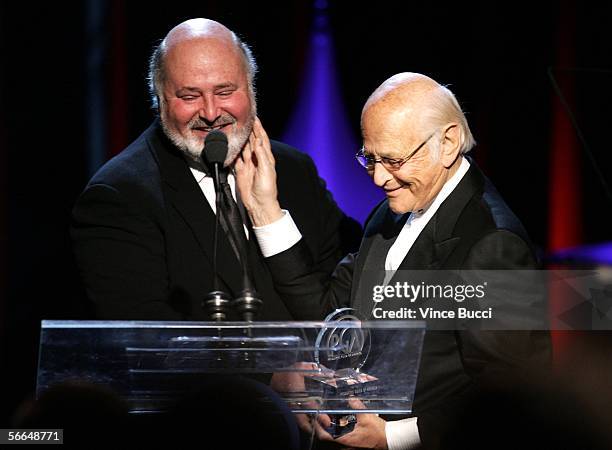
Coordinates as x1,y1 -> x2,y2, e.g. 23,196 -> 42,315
383,159 -> 485,275
351,202 -> 407,313
400,160 -> 484,271
354,202 -> 401,274
147,125 -> 244,294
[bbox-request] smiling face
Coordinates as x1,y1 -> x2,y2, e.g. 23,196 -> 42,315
360,73 -> 464,214
159,35 -> 255,167
362,108 -> 449,214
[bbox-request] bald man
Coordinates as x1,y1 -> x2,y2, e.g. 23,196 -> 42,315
237,73 -> 550,449
71,18 -> 359,320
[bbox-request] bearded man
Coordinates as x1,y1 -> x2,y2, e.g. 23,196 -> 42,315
71,18 -> 357,320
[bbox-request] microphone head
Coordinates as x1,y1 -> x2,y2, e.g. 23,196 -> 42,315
201,130 -> 228,167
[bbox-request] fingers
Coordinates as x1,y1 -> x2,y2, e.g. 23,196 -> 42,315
253,116 -> 271,146
234,155 -> 244,173
347,397 -> 367,411
243,133 -> 254,164
235,139 -> 252,174
317,413 -> 332,428
251,117 -> 275,166
314,419 -> 334,441
295,413 -> 313,434
294,413 -> 333,441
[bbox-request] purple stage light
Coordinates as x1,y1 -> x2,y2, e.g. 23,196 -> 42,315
282,2 -> 382,224
551,242 -> 612,266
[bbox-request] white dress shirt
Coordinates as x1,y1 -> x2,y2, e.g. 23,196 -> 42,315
383,157 -> 469,449
189,166 -> 302,252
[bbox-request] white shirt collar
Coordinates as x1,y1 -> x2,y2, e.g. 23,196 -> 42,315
416,156 -> 471,219
189,166 -> 207,184
188,166 -> 238,212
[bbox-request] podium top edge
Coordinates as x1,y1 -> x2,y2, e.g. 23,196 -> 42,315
40,320 -> 427,330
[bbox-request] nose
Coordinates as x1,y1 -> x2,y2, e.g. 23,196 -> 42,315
371,162 -> 392,188
199,94 -> 221,124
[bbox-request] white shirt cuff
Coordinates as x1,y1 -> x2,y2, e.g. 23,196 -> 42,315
385,417 -> 421,450
252,210 -> 302,257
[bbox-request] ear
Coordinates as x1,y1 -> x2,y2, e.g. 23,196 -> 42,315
439,123 -> 461,168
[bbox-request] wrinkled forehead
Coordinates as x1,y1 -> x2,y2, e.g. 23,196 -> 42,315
362,103 -> 424,151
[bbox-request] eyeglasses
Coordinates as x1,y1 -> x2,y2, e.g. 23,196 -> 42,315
355,132 -> 436,171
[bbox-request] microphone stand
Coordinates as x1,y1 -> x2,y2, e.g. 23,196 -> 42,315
224,202 -> 263,323
202,146 -> 232,322
201,130 -> 264,324
222,193 -> 261,366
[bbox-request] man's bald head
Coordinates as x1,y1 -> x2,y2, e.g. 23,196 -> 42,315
165,18 -> 232,45
359,73 -> 476,214
148,18 -> 257,111
362,72 -> 475,155
363,73 -> 439,115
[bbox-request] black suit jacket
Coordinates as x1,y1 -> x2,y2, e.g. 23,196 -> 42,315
267,160 -> 550,447
71,121 -> 359,321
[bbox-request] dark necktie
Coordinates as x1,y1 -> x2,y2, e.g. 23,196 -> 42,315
213,170 -> 292,319
217,169 -> 250,264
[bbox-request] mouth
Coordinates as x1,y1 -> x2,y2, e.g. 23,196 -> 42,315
384,186 -> 403,197
192,123 -> 232,135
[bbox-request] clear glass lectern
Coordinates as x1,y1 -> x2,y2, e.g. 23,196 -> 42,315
37,319 -> 425,444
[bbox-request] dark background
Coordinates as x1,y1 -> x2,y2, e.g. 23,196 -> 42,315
1,1 -> 611,425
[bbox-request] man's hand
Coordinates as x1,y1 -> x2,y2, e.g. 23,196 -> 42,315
321,398 -> 389,450
270,363 -> 336,439
234,117 -> 283,226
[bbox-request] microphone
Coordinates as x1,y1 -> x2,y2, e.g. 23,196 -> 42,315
202,130 -> 228,190
201,130 -> 232,321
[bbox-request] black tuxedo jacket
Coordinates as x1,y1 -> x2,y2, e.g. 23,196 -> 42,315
267,160 -> 550,447
71,121 -> 358,321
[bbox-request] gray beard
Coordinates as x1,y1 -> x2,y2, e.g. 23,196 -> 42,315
160,113 -> 255,168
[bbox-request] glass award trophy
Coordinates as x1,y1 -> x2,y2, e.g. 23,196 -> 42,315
308,308 -> 378,437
